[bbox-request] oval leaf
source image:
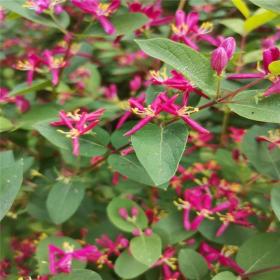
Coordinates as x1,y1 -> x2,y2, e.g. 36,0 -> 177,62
130,234 -> 162,266
114,250 -> 149,279
46,181 -> 85,224
136,38 -> 217,97
178,248 -> 208,280
107,197 -> 148,232
236,233 -> 280,279
211,271 -> 236,280
229,90 -> 280,123
131,122 -> 188,186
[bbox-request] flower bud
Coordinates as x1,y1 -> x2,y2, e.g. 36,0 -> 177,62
118,208 -> 129,220
211,47 -> 228,76
130,207 -> 139,218
144,228 -> 153,236
220,37 -> 236,59
132,228 -> 141,236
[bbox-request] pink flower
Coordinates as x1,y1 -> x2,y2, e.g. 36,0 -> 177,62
171,10 -> 218,50
229,127 -> 246,143
128,0 -> 172,31
150,69 -> 209,99
228,47 -> 280,96
48,243 -> 98,274
256,129 -> 280,150
51,108 -> 105,156
72,0 -> 120,35
43,50 -> 66,85
200,242 -> 244,274
211,37 -> 236,75
0,87 -> 30,113
129,75 -> 142,92
95,234 -> 129,255
102,84 -> 118,100
24,0 -> 65,14
123,92 -> 209,136
15,52 -> 41,85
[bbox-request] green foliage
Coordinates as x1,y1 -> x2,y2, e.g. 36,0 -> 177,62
53,270 -> 102,280
131,122 -> 188,186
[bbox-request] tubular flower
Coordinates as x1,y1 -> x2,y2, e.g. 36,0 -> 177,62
123,92 -> 208,136
228,47 -> 280,96
48,243 -> 99,274
171,10 -> 217,50
199,242 -> 244,274
15,53 -> 41,85
211,37 -> 236,76
51,108 -> 105,156
0,87 -> 30,113
72,0 -> 120,35
23,0 -> 65,14
128,0 -> 173,31
43,50 -> 66,85
256,129 -> 280,150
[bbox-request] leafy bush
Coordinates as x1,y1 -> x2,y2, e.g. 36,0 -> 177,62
0,0 -> 280,279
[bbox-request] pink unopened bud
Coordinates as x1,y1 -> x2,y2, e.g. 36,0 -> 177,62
211,47 -> 228,76
131,207 -> 139,218
144,228 -> 153,236
118,208 -> 129,220
220,37 -> 236,59
132,228 -> 141,236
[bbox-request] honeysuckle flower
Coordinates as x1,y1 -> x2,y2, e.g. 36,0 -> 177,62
171,10 -> 217,50
72,0 -> 120,35
229,127 -> 246,143
200,242 -> 244,274
43,50 -> 66,85
129,75 -> 142,93
256,129 -> 280,150
115,93 -> 146,129
0,87 -> 30,112
48,243 -> 98,274
51,108 -> 105,156
102,83 -> 118,100
95,234 -> 129,255
128,0 -> 172,31
23,0 -> 65,14
123,92 -> 209,136
15,53 -> 41,85
216,207 -> 253,237
228,47 -> 280,96
175,186 -> 231,231
211,37 -> 236,76
117,50 -> 147,66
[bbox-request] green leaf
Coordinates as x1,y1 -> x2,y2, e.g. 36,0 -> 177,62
211,271 -> 237,280
178,248 -> 208,280
53,269 -> 102,280
199,219 -> 257,246
241,125 -> 280,180
84,12 -> 148,37
244,9 -> 278,33
46,181 -> 85,224
131,122 -> 188,186
130,234 -> 162,266
107,197 -> 148,232
35,236 -> 85,274
0,117 -> 13,132
114,250 -> 149,279
236,233 -> 280,280
271,187 -> 280,221
108,154 -> 157,186
229,90 -> 280,123
34,121 -> 107,157
0,152 -> 23,221
8,79 -> 51,97
268,60 -> 280,75
219,18 -> 245,36
136,38 -> 217,97
248,0 -> 280,14
153,211 -> 196,246
232,0 -> 251,18
0,0 -> 69,29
